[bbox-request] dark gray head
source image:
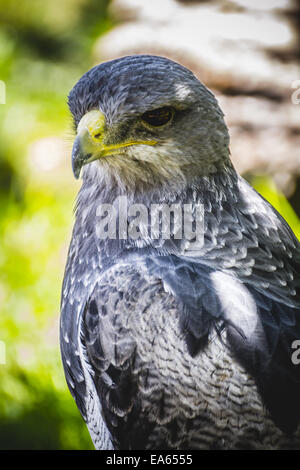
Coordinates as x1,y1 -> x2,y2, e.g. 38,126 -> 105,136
69,55 -> 231,192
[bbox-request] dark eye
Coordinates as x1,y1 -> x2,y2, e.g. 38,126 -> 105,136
141,107 -> 174,127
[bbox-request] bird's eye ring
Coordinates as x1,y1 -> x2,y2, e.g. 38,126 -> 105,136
141,107 -> 174,127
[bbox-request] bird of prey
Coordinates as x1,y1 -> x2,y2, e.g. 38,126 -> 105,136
60,55 -> 300,450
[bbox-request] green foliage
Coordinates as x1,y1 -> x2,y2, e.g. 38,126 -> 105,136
252,176 -> 300,240
0,0 -> 111,450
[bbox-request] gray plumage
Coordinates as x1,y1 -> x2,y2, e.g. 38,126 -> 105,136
60,55 -> 300,449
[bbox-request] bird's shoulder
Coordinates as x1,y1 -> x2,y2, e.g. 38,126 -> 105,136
84,238 -> 300,435
81,258 -> 262,449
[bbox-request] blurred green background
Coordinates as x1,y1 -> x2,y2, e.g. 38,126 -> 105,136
0,0 -> 299,451
0,0 -> 112,450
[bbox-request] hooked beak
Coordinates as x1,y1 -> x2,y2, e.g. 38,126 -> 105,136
71,135 -> 92,179
71,110 -> 106,179
71,109 -> 157,179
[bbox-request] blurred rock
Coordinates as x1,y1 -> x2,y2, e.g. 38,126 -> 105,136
93,0 -> 300,212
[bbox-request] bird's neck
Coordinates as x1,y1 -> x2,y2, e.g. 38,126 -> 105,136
74,162 -> 246,262
71,163 -> 298,311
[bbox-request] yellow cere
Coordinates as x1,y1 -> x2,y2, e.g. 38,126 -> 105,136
77,109 -> 157,161
77,109 -> 106,142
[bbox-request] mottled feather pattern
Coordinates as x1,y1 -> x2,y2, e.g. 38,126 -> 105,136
82,263 -> 300,449
61,170 -> 300,448
60,55 -> 300,449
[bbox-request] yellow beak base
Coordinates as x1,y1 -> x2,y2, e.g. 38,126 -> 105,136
71,109 -> 157,178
